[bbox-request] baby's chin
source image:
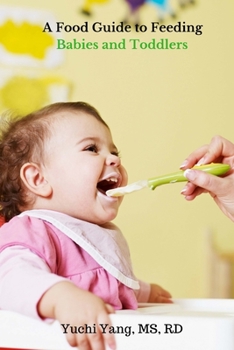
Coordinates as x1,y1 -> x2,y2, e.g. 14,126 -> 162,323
95,211 -> 119,225
70,208 -> 119,226
92,207 -> 121,226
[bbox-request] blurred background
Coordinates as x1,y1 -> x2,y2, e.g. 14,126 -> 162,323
0,0 -> 234,299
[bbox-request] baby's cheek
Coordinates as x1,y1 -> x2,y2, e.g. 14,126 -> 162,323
120,166 -> 128,186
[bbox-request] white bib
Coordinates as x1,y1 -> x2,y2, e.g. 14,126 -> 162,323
18,210 -> 139,290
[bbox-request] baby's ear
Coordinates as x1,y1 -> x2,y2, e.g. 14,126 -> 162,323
20,163 -> 52,197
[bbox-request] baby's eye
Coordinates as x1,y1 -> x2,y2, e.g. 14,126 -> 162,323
85,144 -> 98,153
112,150 -> 121,158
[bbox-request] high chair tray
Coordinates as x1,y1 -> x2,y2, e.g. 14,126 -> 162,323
0,299 -> 234,350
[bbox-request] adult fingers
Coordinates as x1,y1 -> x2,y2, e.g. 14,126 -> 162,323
180,144 -> 209,169
181,182 -> 207,200
180,135 -> 234,170
183,169 -> 225,196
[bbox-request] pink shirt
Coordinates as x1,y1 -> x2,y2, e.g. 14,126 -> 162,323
0,211 -> 150,319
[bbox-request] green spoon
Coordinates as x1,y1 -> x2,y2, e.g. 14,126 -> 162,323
106,163 -> 230,197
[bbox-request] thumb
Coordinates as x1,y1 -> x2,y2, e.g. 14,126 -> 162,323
184,169 -> 223,194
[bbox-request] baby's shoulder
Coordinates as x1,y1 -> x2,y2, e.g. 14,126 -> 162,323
1,214 -> 46,231
0,214 -> 58,246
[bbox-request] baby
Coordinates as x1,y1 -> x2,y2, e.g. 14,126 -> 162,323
0,102 -> 171,350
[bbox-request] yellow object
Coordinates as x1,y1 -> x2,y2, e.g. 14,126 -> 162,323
0,20 -> 54,59
1,76 -> 48,115
82,0 -> 110,14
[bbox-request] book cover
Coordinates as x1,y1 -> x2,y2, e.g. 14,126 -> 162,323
0,0 -> 234,349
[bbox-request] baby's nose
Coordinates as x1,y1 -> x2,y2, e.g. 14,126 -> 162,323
106,154 -> 120,166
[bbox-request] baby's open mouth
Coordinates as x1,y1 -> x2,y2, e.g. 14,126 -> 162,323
97,177 -> 119,195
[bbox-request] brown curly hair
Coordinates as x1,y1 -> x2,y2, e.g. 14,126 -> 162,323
0,101 -> 108,222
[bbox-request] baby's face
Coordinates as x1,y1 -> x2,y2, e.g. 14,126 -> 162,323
43,111 -> 127,224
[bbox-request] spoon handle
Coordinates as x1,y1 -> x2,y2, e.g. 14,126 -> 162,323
147,163 -> 230,190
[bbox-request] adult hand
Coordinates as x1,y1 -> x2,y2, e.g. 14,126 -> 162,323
180,135 -> 234,222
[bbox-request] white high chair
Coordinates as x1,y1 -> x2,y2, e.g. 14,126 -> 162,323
1,299 -> 234,349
